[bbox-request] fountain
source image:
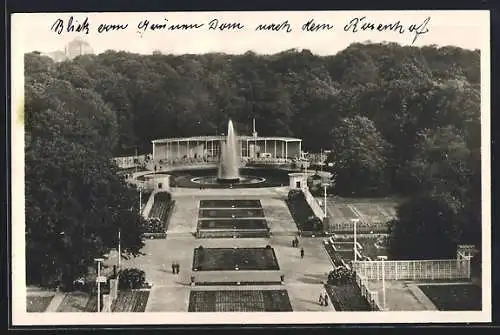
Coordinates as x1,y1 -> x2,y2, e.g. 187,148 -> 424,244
217,119 -> 241,183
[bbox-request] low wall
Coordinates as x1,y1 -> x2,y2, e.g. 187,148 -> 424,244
196,229 -> 270,239
142,191 -> 156,218
302,187 -> 326,221
192,270 -> 283,284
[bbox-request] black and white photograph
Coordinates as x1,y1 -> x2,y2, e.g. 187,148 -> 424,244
10,10 -> 491,325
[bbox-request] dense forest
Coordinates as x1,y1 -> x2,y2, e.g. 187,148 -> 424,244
24,42 -> 481,285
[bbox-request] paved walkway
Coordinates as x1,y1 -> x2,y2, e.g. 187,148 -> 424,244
167,197 -> 199,234
261,198 -> 297,235
406,284 -> 438,310
366,280 -> 429,311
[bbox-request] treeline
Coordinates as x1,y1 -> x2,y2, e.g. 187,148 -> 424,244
24,42 -> 481,278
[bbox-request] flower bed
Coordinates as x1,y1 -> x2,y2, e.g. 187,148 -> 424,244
324,283 -> 372,311
286,190 -> 320,232
192,247 -> 280,271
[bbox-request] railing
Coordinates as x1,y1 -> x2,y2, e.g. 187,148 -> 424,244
328,221 -> 390,233
113,155 -> 147,169
355,272 -> 382,311
142,191 -> 156,218
353,259 -> 471,280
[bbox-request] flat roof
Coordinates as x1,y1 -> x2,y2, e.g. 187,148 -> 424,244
152,136 -> 302,144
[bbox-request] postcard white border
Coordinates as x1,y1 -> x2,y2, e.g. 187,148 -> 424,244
11,10 -> 492,325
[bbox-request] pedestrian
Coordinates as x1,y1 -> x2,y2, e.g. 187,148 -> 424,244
300,248 -> 304,259
319,293 -> 324,306
324,293 -> 329,307
176,263 -> 180,274
171,262 -> 175,274
295,237 -> 299,248
291,239 -> 295,248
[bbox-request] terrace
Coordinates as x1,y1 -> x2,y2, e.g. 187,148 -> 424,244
196,199 -> 270,238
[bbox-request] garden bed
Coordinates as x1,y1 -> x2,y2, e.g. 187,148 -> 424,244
111,290 -> 150,312
198,208 -> 265,219
199,199 -> 262,209
197,219 -> 268,230
188,290 -> 292,312
192,247 -> 280,271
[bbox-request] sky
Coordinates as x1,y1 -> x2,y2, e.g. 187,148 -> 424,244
12,10 -> 489,56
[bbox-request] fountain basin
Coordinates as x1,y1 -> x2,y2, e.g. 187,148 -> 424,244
216,177 -> 241,184
140,168 -> 289,188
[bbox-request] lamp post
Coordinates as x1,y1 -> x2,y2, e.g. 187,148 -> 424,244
94,258 -> 105,313
139,186 -> 143,214
322,183 -> 328,220
117,230 -> 121,271
135,147 -> 138,175
378,255 -> 388,310
351,218 -> 360,262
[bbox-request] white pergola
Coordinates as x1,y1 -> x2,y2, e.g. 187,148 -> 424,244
151,135 -> 302,161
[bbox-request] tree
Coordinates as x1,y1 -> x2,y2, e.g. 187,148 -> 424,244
25,63 -> 145,288
327,116 -> 390,196
388,193 -> 462,260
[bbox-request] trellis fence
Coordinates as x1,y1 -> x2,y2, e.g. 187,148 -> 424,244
352,259 -> 471,281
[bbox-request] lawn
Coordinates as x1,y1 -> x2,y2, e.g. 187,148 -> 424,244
198,208 -> 265,219
192,247 -> 280,271
26,295 -> 54,312
323,197 -> 400,233
324,284 -> 372,311
188,290 -> 293,312
419,284 -> 481,311
197,219 -> 268,230
200,199 -> 262,208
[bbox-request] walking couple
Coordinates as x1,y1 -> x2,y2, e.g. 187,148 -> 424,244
319,292 -> 329,307
171,261 -> 180,274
